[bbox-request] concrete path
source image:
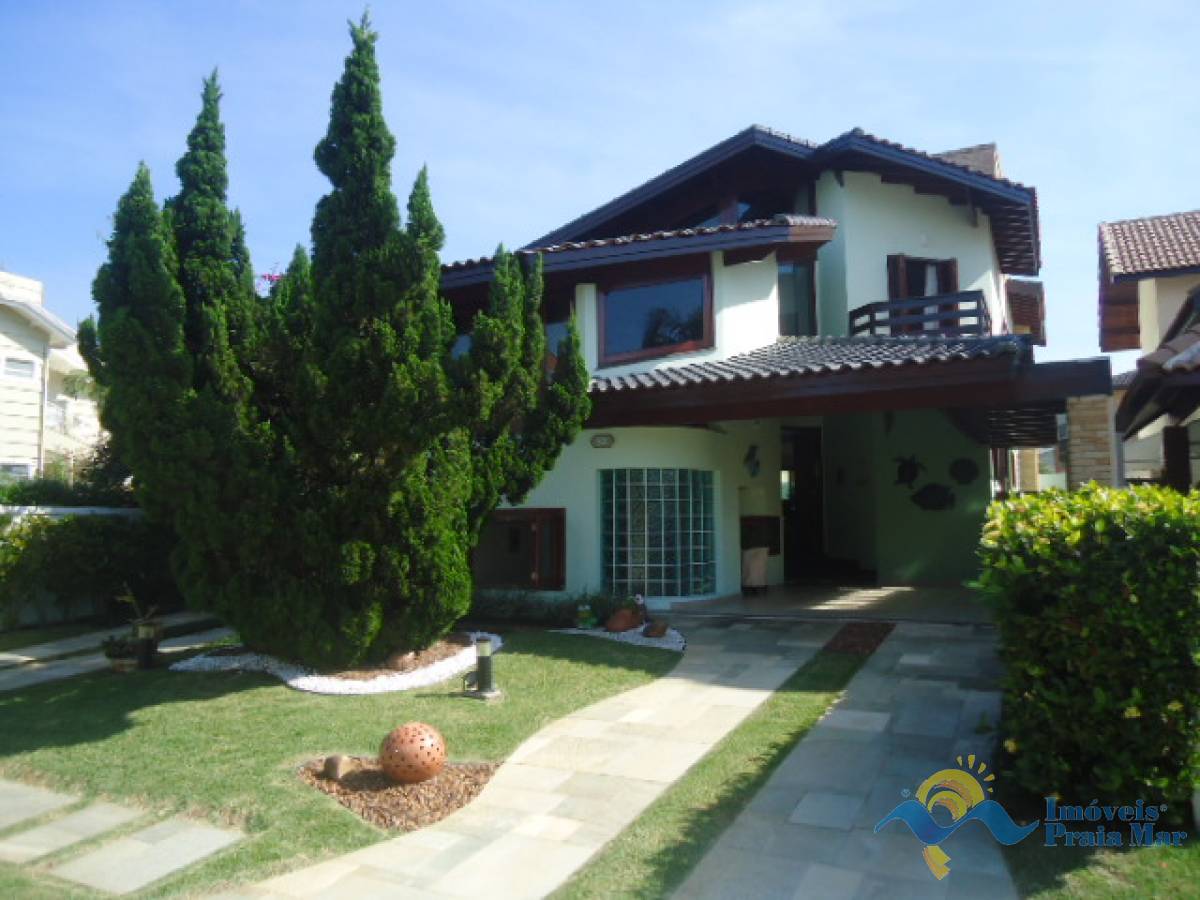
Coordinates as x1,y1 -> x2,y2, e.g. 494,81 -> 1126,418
675,622 -> 1016,900
677,585 -> 993,625
220,619 -> 843,900
0,611 -> 215,669
0,776 -> 242,894
0,627 -> 234,693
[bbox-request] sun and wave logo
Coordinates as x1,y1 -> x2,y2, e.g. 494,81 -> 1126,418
874,755 -> 1039,880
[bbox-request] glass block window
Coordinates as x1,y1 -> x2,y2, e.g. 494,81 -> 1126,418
601,468 -> 715,597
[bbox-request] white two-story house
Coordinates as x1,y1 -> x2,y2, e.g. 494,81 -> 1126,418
443,127 -> 1110,606
0,270 -> 102,480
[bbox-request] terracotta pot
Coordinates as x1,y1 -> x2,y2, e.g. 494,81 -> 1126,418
605,608 -> 641,633
642,620 -> 669,639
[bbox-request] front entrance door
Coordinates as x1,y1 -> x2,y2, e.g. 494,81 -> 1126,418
782,427 -> 824,581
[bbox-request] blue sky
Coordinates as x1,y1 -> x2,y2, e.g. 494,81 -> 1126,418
2,1 -> 1197,372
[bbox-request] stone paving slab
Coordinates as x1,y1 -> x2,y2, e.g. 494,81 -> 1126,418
675,624 -> 1018,900
50,816 -> 241,894
0,779 -> 77,832
231,619 -> 843,899
0,801 -> 140,863
0,627 -> 234,693
0,611 -> 213,669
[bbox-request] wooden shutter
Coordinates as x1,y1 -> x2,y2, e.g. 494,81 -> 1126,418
886,254 -> 907,299
937,259 -> 959,293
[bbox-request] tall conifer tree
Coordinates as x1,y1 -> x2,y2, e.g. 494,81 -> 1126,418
88,15 -> 590,668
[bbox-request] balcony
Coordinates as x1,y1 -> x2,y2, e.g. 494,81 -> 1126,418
848,290 -> 991,338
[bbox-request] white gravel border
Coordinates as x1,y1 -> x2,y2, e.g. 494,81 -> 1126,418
552,626 -> 686,653
170,631 -> 503,695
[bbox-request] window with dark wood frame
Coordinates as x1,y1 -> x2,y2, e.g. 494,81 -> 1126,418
598,268 -> 714,367
886,254 -> 960,334
886,254 -> 959,300
474,508 -> 566,591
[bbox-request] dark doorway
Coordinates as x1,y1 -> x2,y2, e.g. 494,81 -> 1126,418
781,427 -> 824,581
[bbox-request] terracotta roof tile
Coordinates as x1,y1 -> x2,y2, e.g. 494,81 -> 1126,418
590,334 -> 1027,394
1099,210 -> 1200,278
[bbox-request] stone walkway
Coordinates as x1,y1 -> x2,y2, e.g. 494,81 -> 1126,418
0,627 -> 234,692
675,622 -> 1015,900
219,619 -> 843,899
0,777 -> 241,893
0,610 -> 214,669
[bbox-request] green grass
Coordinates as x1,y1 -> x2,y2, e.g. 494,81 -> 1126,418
1003,807 -> 1200,898
0,631 -> 676,898
0,622 -> 98,653
555,649 -> 864,899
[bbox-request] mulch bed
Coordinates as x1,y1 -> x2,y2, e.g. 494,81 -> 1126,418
824,622 -> 895,655
205,632 -> 475,678
299,756 -> 498,831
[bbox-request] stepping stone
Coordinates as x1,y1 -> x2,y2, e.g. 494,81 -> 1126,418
0,779 -> 76,831
0,801 -> 139,863
0,611 -> 215,669
50,816 -> 241,894
0,655 -> 109,693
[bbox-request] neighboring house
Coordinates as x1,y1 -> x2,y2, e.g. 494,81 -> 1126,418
0,270 -> 101,480
443,126 -> 1110,603
1098,212 -> 1200,489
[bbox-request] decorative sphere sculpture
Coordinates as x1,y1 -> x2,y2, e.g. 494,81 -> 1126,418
379,722 -> 446,784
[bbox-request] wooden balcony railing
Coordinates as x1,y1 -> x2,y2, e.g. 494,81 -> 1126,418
848,290 -> 991,338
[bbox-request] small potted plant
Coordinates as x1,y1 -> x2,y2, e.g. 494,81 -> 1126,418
605,595 -> 644,633
102,636 -> 138,673
121,589 -> 161,669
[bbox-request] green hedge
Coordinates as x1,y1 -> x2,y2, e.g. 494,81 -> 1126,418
0,477 -> 136,508
976,485 -> 1200,815
0,514 -> 180,627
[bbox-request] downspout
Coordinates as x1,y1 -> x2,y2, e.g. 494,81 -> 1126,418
36,343 -> 49,476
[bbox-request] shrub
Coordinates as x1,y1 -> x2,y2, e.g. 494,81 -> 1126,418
0,515 -> 180,627
976,485 -> 1200,816
0,477 -> 135,508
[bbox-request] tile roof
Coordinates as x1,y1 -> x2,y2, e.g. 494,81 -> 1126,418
1112,369 -> 1137,390
443,214 -> 835,273
1005,278 -> 1046,346
590,334 -> 1027,394
1099,210 -> 1200,278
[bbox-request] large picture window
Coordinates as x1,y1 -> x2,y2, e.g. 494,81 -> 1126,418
474,508 -> 565,590
598,274 -> 712,366
601,468 -> 715,597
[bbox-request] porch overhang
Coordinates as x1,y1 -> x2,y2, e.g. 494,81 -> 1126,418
588,337 -> 1111,447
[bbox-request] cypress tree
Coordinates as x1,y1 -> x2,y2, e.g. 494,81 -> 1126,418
88,16 -> 590,669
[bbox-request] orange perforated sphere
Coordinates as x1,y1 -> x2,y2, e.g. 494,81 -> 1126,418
379,722 -> 446,784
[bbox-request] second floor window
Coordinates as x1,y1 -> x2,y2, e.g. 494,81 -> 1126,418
779,261 -> 816,337
599,274 -> 712,366
4,358 -> 35,380
887,254 -> 958,300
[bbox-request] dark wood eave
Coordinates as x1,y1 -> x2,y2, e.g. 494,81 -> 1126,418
440,219 -> 835,291
587,356 -> 1111,430
1116,327 -> 1200,436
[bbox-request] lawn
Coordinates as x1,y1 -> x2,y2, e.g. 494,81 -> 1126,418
0,631 -> 677,898
555,648 -> 865,899
0,623 -> 98,653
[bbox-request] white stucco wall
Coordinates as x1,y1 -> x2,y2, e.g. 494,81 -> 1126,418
1136,272 -> 1200,352
506,419 -> 783,607
576,250 -> 781,380
814,171 -> 1006,335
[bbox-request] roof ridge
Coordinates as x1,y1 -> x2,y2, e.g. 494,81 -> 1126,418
1100,209 -> 1200,228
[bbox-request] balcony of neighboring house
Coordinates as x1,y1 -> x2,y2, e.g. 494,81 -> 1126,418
848,289 -> 991,338
43,396 -> 100,459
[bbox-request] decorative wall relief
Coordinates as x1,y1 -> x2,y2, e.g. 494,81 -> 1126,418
949,458 -> 980,485
893,455 -> 925,489
910,483 -> 956,511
